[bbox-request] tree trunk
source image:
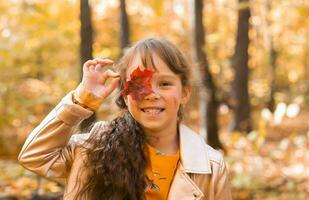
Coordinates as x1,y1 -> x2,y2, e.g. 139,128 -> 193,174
231,0 -> 252,133
192,0 -> 223,149
80,0 -> 95,132
119,0 -> 130,56
267,40 -> 278,112
265,0 -> 277,112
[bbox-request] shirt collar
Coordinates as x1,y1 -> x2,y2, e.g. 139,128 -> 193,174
179,124 -> 212,174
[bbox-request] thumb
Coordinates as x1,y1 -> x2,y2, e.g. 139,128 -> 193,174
100,77 -> 120,98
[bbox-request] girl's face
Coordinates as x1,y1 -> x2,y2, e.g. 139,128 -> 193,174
124,53 -> 191,134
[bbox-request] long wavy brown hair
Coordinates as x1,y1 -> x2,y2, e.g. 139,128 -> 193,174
76,37 -> 191,200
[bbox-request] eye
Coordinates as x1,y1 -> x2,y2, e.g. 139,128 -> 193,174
159,81 -> 173,87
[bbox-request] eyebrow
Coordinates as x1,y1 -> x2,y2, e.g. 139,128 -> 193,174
153,74 -> 177,79
126,73 -> 177,81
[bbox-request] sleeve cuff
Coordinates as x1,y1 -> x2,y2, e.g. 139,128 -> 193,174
55,91 -> 94,126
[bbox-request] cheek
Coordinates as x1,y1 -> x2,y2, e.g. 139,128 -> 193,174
165,91 -> 182,108
173,96 -> 182,108
127,95 -> 138,109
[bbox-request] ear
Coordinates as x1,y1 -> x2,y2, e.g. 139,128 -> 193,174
181,85 -> 192,105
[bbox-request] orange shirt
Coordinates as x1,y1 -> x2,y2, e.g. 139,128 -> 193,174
145,144 -> 180,200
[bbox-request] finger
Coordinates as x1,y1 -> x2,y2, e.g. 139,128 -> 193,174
89,65 -> 95,72
102,77 -> 120,98
100,70 -> 120,84
94,58 -> 114,68
94,64 -> 102,72
84,60 -> 97,67
83,60 -> 97,73
94,57 -> 114,64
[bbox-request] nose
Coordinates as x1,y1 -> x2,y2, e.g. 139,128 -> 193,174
144,91 -> 160,100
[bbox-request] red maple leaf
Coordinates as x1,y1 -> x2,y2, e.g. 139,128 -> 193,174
123,66 -> 154,101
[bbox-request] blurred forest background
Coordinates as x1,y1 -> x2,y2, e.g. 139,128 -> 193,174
0,0 -> 308,199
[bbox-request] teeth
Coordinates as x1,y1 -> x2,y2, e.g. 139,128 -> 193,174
142,108 -> 162,114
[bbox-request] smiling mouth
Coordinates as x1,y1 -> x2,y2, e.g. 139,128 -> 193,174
141,108 -> 165,115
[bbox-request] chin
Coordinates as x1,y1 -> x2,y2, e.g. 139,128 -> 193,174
140,122 -> 167,133
142,123 -> 163,131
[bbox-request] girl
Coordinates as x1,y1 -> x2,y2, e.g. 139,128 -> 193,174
19,37 -> 232,200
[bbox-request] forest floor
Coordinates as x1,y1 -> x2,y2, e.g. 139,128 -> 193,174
0,110 -> 308,200
221,111 -> 309,200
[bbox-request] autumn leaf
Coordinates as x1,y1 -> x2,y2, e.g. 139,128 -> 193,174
123,66 -> 154,101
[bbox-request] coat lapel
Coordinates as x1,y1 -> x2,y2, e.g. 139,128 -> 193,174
179,124 -> 211,174
168,124 -> 212,199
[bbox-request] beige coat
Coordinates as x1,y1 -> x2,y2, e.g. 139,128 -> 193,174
18,92 -> 232,200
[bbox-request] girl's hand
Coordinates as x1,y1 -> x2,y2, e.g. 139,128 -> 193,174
74,58 -> 120,109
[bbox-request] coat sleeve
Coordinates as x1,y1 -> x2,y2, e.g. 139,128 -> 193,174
18,91 -> 93,184
215,156 -> 233,200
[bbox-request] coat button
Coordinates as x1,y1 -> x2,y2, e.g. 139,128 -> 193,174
193,193 -> 199,198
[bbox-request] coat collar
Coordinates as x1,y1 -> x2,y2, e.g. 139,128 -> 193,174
179,124 -> 212,174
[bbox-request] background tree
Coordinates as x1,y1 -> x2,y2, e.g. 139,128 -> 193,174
80,0 -> 95,131
192,0 -> 222,149
119,0 -> 130,56
265,0 -> 278,112
231,0 -> 252,133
